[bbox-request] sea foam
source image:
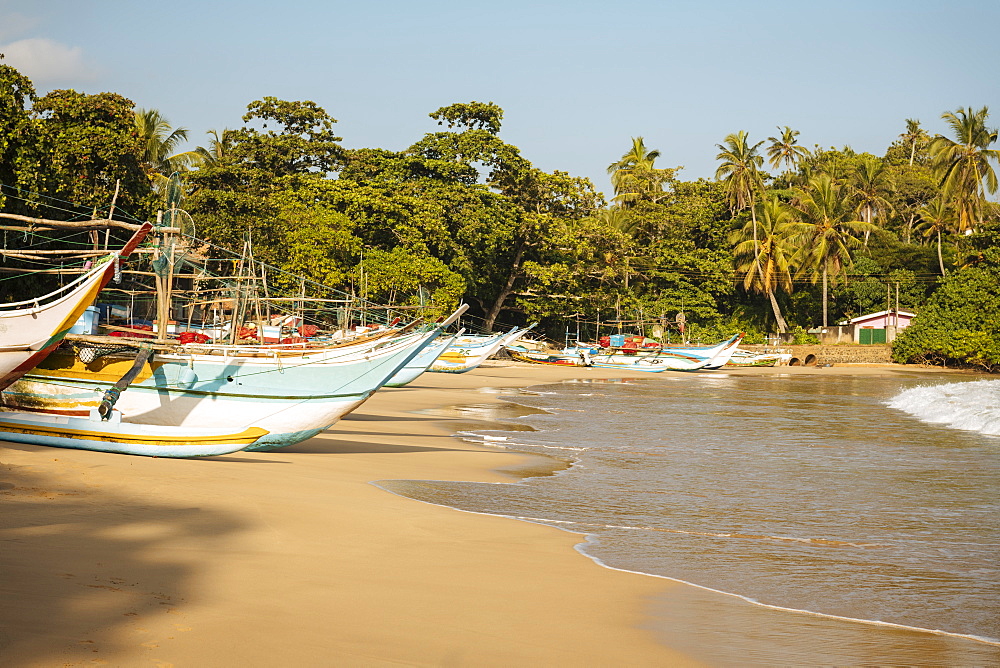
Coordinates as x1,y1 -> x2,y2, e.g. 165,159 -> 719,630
887,380 -> 1000,437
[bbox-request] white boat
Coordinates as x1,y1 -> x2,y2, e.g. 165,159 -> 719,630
4,304 -> 468,451
584,333 -> 744,372
0,408 -> 267,457
429,325 -> 530,373
3,326 -> 442,451
698,333 -> 747,369
725,348 -> 792,367
0,223 -> 151,390
384,330 -> 463,387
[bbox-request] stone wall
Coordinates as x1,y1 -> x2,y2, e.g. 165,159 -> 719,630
741,343 -> 894,365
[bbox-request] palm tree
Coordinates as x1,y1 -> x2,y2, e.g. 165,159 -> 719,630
716,131 -> 766,263
792,175 -> 877,327
900,118 -> 929,166
592,207 -> 639,236
850,156 -> 893,243
915,197 -> 955,276
730,196 -> 806,333
195,128 -> 238,167
766,126 -> 809,176
606,137 -> 672,206
928,106 -> 1000,233
134,108 -> 202,186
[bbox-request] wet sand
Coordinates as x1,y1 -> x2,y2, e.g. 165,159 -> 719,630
0,362 -> 962,666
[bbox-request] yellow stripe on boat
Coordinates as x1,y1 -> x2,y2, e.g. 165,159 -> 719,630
0,422 -> 268,447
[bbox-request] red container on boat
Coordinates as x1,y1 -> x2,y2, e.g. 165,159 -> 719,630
599,336 -> 611,348
178,331 -> 210,344
298,324 -> 318,337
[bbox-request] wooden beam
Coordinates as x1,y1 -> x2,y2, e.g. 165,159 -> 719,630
0,212 -> 180,234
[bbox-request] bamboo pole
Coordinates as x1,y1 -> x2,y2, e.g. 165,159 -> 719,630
64,333 -> 178,349
0,212 -> 179,233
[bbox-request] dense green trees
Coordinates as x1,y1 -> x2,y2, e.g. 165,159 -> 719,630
6,85 -> 152,217
892,253 -> 1000,371
0,59 -> 997,367
916,197 -> 956,276
0,62 -> 154,301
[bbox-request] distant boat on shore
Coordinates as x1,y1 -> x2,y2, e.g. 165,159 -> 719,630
429,325 -> 533,373
725,348 -> 792,367
508,333 -> 744,372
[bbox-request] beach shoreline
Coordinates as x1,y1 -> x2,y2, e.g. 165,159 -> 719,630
0,361 -> 975,666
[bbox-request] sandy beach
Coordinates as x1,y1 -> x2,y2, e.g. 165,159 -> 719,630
0,361 -> 965,666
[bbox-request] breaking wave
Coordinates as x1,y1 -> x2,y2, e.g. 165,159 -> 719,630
887,380 -> 1000,437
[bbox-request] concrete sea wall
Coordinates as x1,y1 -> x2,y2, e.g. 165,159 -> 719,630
741,344 -> 894,365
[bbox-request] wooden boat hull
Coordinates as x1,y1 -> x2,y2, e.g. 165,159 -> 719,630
725,349 -> 791,367
3,329 -> 439,451
507,349 -> 588,366
0,410 -> 267,457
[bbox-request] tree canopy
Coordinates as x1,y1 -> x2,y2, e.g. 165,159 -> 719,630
0,61 -> 997,367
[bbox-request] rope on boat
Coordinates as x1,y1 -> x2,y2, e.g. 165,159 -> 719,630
97,348 -> 154,420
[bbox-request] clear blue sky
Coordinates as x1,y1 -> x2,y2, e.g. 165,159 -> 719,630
2,0 -> 997,198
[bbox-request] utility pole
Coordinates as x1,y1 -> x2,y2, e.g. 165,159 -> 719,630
895,282 -> 900,327
886,282 -> 891,326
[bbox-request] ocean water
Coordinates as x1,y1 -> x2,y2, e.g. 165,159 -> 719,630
378,373 -> 1000,665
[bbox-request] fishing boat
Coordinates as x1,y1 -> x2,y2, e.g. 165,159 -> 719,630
0,409 -> 267,457
693,333 -> 746,369
1,192 -> 471,454
3,324 -> 447,452
725,348 -> 792,367
505,345 -> 590,367
384,330 -> 463,387
428,325 -> 532,373
584,332 -> 744,372
0,223 -> 152,390
583,347 -> 672,372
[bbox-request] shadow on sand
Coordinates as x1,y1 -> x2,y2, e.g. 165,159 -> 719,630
280,436 -> 468,455
340,412 -> 439,423
0,452 -> 249,664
